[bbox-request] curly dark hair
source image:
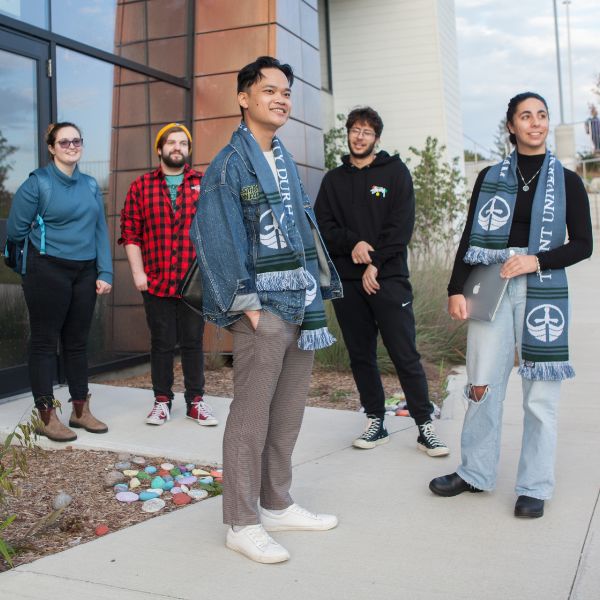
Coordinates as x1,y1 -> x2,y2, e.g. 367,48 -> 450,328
237,56 -> 294,117
506,92 -> 548,145
346,107 -> 383,138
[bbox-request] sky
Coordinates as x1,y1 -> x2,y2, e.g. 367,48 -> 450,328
455,0 -> 600,157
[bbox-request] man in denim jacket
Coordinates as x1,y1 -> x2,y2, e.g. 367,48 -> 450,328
190,56 -> 342,564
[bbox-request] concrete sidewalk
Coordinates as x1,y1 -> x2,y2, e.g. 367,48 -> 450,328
0,256 -> 598,600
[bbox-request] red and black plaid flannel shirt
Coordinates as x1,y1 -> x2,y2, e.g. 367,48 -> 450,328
119,164 -> 202,297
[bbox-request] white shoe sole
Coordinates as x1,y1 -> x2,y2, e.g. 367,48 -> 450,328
417,442 -> 450,457
186,415 -> 218,427
262,518 -> 338,532
145,419 -> 168,426
353,435 -> 390,449
225,539 -> 289,564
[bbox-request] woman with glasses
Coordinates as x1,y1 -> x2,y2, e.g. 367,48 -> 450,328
429,92 -> 593,518
7,122 -> 112,442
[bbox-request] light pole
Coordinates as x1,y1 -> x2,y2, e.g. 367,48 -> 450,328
563,0 -> 575,123
552,0 -> 565,124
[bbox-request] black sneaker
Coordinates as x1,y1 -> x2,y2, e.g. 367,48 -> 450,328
353,416 -> 389,449
417,421 -> 449,457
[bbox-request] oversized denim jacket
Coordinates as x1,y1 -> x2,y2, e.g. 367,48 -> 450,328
190,133 -> 342,328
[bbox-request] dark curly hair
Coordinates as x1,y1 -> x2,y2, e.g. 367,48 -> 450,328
346,107 -> 383,138
506,92 -> 548,145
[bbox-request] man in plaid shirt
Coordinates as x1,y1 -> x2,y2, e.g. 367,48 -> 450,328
119,123 -> 217,427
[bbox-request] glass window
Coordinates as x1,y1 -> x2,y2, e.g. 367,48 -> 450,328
0,0 -> 48,29
318,0 -> 332,92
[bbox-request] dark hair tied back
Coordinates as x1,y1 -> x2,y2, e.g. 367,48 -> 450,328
505,92 -> 548,145
46,122 -> 82,146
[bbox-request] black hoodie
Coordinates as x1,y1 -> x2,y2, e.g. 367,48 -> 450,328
315,151 -> 414,280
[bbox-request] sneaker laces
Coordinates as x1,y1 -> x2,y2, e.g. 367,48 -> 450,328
419,422 -> 443,447
149,402 -> 170,420
245,525 -> 272,550
288,504 -> 318,520
361,417 -> 382,439
192,399 -> 214,418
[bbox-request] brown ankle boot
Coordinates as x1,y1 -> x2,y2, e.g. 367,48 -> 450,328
36,405 -> 78,442
69,394 -> 108,434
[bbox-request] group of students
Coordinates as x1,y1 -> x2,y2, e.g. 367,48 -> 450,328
6,56 -> 593,564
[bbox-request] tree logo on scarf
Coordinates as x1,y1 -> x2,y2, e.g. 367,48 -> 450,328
304,271 -> 317,307
478,196 -> 510,231
259,209 -> 287,249
526,304 -> 565,342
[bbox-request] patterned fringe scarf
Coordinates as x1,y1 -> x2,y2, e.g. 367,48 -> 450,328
465,150 -> 574,381
236,123 -> 335,351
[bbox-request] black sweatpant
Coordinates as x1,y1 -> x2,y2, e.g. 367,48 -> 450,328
22,246 -> 98,408
333,277 -> 432,424
142,291 -> 205,404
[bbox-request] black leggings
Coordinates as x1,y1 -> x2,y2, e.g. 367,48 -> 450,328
22,246 -> 97,408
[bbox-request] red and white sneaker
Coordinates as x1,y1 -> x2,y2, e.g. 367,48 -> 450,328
145,399 -> 171,426
186,397 -> 218,426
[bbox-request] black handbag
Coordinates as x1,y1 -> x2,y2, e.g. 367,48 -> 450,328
178,261 -> 203,314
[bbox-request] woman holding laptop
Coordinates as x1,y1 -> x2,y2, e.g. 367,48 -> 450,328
429,92 -> 593,518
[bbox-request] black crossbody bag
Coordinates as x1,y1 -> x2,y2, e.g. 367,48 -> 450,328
178,261 -> 203,314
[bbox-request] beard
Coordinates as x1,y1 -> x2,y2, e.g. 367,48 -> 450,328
161,150 -> 188,169
348,139 -> 376,160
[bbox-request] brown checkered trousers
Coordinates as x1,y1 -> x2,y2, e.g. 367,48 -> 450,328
222,310 -> 315,525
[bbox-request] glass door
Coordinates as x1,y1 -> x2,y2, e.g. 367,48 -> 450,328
0,29 -> 50,398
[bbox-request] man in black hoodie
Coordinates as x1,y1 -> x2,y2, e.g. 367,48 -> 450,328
315,106 -> 449,457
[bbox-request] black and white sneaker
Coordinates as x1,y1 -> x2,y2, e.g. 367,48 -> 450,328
417,421 -> 449,457
353,416 -> 389,449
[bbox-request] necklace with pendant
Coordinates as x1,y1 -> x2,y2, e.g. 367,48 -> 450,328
516,164 -> 542,192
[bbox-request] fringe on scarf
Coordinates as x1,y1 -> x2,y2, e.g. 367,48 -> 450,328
256,268 -> 311,292
298,327 -> 337,351
518,361 -> 575,381
464,246 -> 511,265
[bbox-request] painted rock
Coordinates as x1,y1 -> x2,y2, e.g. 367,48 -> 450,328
151,488 -> 164,496
162,481 -> 174,491
115,461 -> 131,470
95,524 -> 109,536
210,469 -> 223,478
117,452 -> 131,461
150,476 -> 165,489
137,471 -> 151,481
187,489 -> 209,501
163,475 -> 174,482
192,468 -> 210,476
131,456 -> 146,465
170,467 -> 181,477
142,498 -> 165,513
185,463 -> 195,471
139,491 -> 160,501
176,476 -> 197,486
172,493 -> 192,506
104,470 -> 126,488
123,469 -> 139,478
160,463 -> 174,471
180,484 -> 189,493
171,487 -> 183,495
129,477 -> 141,490
114,483 -> 129,493
199,476 -> 213,485
53,492 -> 72,510
158,469 -> 170,477
116,491 -> 139,503
144,466 -> 157,474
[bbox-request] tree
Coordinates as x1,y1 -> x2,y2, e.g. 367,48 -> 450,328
0,130 -> 18,219
323,113 -> 347,171
492,119 -> 511,159
407,136 -> 466,262
464,149 -> 488,162
592,73 -> 600,100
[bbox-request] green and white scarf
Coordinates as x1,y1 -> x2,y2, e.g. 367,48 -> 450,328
465,150 -> 574,381
236,123 -> 335,351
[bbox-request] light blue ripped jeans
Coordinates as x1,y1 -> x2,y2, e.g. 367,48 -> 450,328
457,251 -> 562,500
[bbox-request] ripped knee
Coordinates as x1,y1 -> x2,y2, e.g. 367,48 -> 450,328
468,384 -> 488,403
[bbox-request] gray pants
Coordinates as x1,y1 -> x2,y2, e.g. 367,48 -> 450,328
223,311 -> 314,525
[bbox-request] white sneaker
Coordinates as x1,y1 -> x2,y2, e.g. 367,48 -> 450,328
226,524 -> 290,564
145,400 -> 170,426
260,503 -> 338,532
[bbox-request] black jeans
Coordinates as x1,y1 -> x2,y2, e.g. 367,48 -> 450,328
22,246 -> 97,409
333,277 -> 431,424
142,292 -> 205,403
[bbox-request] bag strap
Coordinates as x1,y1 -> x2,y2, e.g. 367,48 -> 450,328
31,169 -> 53,255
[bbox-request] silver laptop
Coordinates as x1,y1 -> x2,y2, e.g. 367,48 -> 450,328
463,263 -> 509,322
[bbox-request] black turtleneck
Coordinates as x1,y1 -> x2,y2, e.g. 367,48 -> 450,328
448,152 -> 593,296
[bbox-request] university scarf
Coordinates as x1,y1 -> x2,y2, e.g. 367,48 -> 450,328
464,150 -> 574,381
235,123 -> 336,351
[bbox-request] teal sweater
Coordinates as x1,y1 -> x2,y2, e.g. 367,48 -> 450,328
7,163 -> 113,284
